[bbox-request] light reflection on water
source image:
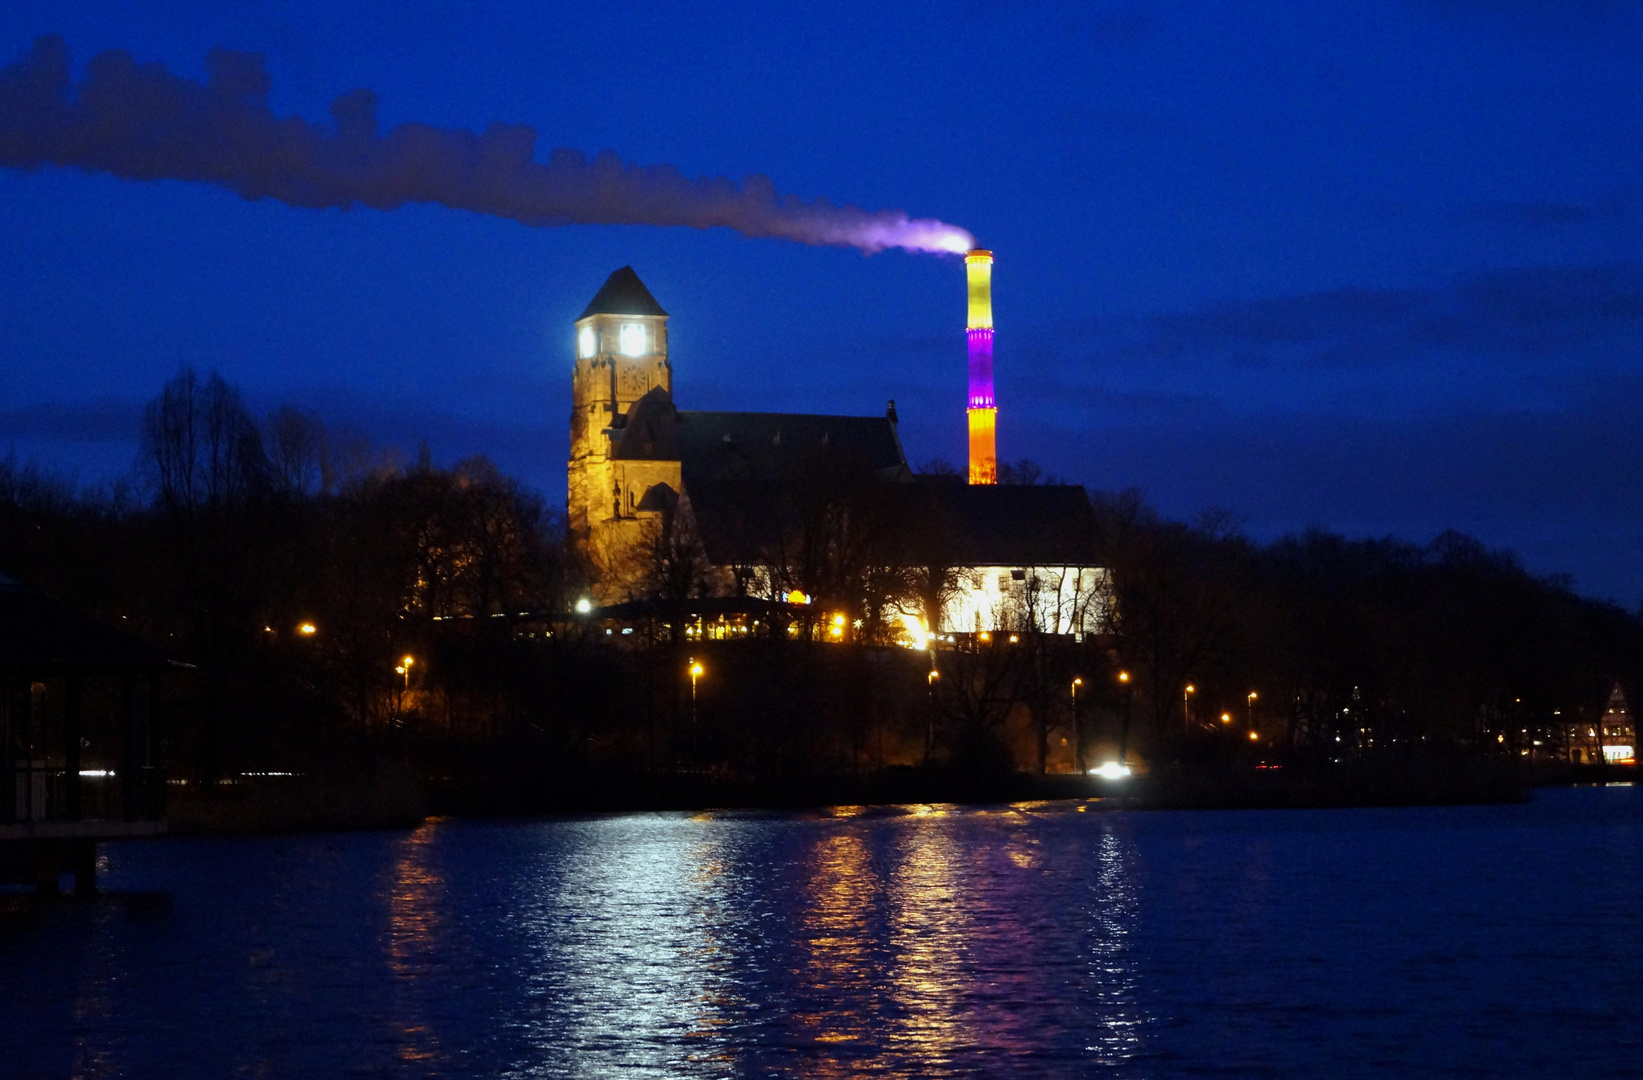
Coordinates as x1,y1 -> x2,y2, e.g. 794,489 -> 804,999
385,823 -> 446,1065
3,788 -> 1643,1078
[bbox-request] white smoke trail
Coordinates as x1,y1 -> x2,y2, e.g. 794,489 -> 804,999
0,37 -> 975,256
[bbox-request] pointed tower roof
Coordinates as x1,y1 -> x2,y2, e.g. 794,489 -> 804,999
578,266 -> 668,320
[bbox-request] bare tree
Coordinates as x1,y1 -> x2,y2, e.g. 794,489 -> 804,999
264,405 -> 326,497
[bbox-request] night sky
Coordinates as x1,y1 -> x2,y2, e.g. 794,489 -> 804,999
4,1 -> 1642,602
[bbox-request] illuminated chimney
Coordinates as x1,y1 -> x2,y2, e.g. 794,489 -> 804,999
965,248 -> 997,485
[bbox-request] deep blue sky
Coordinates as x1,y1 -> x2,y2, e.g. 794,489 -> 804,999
4,1 -> 1643,602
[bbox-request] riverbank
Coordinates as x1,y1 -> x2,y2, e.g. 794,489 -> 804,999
165,765 -> 424,835
426,754 -> 1541,817
152,756 -> 1631,835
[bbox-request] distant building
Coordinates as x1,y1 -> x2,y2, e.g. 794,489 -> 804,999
564,267 -> 1107,637
1568,684 -> 1636,765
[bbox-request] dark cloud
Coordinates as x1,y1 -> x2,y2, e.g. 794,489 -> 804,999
1041,376 -> 1643,601
1424,0 -> 1643,32
1473,185 -> 1641,226
1054,263 -> 1643,371
1477,200 -> 1603,225
0,398 -> 142,443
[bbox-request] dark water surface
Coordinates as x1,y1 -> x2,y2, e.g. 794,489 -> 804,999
3,787 -> 1641,1078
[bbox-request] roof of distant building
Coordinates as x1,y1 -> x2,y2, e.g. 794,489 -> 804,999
684,478 -> 1097,570
674,410 -> 908,481
578,266 -> 668,320
610,389 -> 910,481
918,482 -> 1098,566
0,573 -> 173,669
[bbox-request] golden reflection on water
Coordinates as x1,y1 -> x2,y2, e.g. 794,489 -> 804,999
885,818 -> 973,1068
386,819 -> 447,1064
795,829 -> 882,1070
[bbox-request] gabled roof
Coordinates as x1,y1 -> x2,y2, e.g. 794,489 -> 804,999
682,479 -> 1098,570
675,410 -> 909,482
609,391 -> 910,481
578,266 -> 668,320
918,482 -> 1097,566
611,386 -> 682,461
0,573 -> 173,669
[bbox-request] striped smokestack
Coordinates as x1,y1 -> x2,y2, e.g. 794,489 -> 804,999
965,248 -> 997,485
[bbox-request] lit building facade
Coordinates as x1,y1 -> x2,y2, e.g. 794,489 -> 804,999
564,266 -> 1107,634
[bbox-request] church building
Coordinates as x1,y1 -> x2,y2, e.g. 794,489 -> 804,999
565,266 -> 1107,639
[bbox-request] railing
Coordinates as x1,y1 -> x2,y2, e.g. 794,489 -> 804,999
4,761 -> 166,825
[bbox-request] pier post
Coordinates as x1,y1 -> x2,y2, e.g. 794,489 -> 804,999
33,840 -> 58,897
73,838 -> 96,896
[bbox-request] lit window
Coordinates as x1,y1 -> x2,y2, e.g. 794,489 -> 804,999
578,326 -> 595,358
619,323 -> 646,356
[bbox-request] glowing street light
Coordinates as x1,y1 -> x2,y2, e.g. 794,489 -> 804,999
298,622 -> 317,636
1221,712 -> 1233,724
1117,670 -> 1134,766
1247,690 -> 1258,731
1183,683 -> 1196,732
400,655 -> 414,689
1089,762 -> 1132,780
1071,677 -> 1085,773
574,597 -> 593,615
689,657 -> 704,724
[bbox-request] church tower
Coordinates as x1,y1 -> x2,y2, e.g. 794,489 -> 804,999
567,266 -> 674,592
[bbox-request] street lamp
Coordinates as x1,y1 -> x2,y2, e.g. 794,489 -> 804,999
402,656 -> 415,689
1071,677 -> 1085,773
1247,690 -> 1257,732
1117,670 -> 1134,766
298,622 -> 317,636
689,658 -> 704,725
924,666 -> 941,765
1184,684 -> 1196,732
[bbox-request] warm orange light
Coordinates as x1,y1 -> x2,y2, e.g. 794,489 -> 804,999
1072,678 -> 1083,687
1248,691 -> 1257,702
1185,684 -> 1195,694
1221,713 -> 1232,723
298,622 -> 317,635
690,662 -> 704,678
1118,671 -> 1131,683
1248,731 -> 1259,741
785,589 -> 809,605
967,407 -> 997,485
979,631 -> 991,641
1008,634 -> 1018,643
928,669 -> 940,684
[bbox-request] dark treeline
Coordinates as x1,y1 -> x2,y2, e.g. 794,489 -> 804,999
2,369 -> 1638,805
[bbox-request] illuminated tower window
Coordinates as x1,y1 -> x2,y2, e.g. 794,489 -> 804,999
620,323 -> 646,356
578,326 -> 595,358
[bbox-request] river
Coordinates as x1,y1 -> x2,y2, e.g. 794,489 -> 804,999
3,786 -> 1640,1078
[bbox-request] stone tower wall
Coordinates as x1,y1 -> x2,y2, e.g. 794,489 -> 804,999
567,311 -> 674,599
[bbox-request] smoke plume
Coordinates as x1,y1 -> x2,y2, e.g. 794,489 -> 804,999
0,37 -> 975,256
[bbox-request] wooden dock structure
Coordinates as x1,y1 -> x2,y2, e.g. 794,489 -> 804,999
0,572 -> 171,895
